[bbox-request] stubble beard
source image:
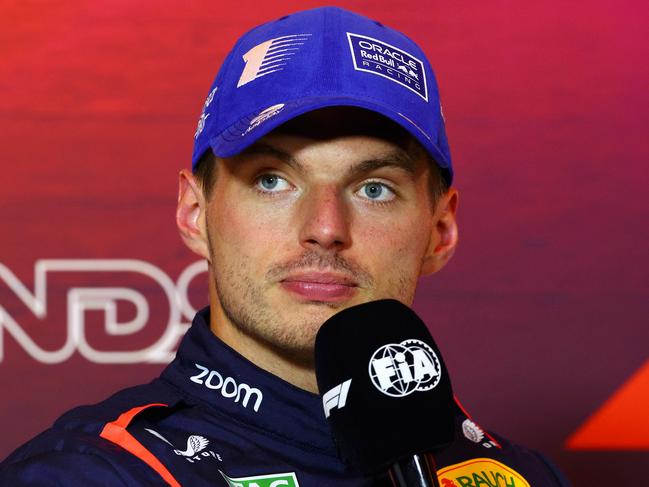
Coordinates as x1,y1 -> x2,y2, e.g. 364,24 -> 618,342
206,233 -> 367,367
206,232 -> 416,368
215,265 -> 323,367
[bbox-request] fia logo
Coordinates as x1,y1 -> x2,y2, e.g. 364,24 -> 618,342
369,339 -> 440,397
145,429 -> 222,464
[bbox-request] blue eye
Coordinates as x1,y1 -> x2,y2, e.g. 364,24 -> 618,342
359,182 -> 395,202
255,174 -> 291,193
261,175 -> 279,189
364,183 -> 383,198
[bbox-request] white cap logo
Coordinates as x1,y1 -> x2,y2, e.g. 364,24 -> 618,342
243,103 -> 285,135
369,339 -> 441,397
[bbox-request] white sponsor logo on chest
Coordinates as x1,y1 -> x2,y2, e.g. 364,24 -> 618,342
190,363 -> 264,412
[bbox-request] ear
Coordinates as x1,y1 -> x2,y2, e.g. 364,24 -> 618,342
420,188 -> 459,276
176,169 -> 211,261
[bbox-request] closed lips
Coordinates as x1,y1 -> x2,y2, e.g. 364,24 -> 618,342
281,273 -> 357,286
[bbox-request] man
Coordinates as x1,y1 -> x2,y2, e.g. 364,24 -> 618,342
0,7 -> 570,486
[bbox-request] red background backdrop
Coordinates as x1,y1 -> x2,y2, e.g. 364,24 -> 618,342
1,1 -> 647,484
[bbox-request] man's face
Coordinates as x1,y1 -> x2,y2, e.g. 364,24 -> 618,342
192,108 -> 456,364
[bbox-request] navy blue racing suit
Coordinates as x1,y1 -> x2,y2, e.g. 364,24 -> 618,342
0,308 -> 571,486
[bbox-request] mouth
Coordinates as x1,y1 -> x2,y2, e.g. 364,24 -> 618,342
280,272 -> 359,302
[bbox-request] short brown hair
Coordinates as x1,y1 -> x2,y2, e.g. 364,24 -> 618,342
194,149 -> 219,200
408,141 -> 449,207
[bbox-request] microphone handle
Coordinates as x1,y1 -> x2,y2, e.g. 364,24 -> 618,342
387,453 -> 440,487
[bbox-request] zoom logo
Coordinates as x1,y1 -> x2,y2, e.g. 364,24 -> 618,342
190,363 -> 264,412
369,339 -> 440,397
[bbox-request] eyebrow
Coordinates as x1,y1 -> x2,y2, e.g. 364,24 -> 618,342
239,143 -> 304,173
238,141 -> 417,177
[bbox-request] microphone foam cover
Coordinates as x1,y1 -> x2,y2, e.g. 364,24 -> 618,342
315,299 -> 455,474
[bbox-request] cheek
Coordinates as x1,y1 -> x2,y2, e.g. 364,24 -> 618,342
208,197 -> 291,268
357,211 -> 431,268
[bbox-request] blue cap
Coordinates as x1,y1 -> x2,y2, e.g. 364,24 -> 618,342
192,6 -> 453,185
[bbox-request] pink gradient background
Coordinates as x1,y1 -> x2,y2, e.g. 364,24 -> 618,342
1,1 -> 647,484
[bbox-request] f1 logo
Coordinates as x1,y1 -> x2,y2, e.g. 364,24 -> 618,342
322,379 -> 352,418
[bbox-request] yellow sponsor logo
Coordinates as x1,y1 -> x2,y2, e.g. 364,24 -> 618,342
437,458 -> 530,487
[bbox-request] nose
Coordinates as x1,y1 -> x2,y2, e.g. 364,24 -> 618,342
297,185 -> 351,251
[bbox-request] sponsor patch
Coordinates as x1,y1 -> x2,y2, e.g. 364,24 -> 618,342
347,32 -> 427,101
220,471 -> 300,487
437,458 -> 530,487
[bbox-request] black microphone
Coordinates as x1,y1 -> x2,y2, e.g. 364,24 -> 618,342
314,299 -> 455,486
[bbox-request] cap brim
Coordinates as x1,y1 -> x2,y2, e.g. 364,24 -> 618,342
208,95 -> 453,185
